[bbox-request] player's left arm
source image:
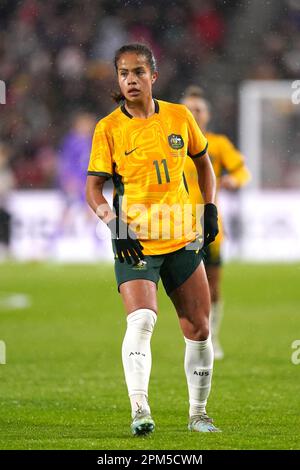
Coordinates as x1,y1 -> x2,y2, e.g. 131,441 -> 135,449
219,136 -> 251,190
192,152 -> 216,204
185,107 -> 216,203
192,152 -> 218,246
186,106 -> 218,245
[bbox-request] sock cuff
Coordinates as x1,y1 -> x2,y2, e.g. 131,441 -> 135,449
126,308 -> 157,332
184,335 -> 212,349
127,308 -> 157,322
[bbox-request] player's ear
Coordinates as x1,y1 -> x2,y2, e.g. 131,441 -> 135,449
151,71 -> 158,84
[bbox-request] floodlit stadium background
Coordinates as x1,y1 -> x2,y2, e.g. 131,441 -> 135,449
1,0 -> 300,452
1,0 -> 300,262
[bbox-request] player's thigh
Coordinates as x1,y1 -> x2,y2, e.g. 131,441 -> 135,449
119,279 -> 158,315
169,261 -> 210,322
115,253 -> 162,315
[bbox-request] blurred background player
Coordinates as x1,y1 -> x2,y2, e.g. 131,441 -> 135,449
58,112 -> 96,205
0,142 -> 15,260
182,85 -> 251,359
58,111 -> 96,235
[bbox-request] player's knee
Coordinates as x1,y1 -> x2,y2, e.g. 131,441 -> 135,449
126,308 -> 157,333
186,316 -> 210,341
187,328 -> 209,342
196,324 -> 210,341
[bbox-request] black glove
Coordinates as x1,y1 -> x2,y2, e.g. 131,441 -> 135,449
107,216 -> 144,264
203,203 -> 219,247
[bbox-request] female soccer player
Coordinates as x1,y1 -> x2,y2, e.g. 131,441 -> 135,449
86,44 -> 220,435
182,86 -> 251,359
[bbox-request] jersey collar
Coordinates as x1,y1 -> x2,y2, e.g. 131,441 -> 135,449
121,99 -> 159,119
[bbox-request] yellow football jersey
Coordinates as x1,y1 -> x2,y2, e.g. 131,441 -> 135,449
184,132 -> 251,242
88,99 -> 208,255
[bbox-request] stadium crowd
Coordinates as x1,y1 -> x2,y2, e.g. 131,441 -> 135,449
0,0 -> 298,189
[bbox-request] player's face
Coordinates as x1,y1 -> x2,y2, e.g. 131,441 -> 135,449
117,52 -> 157,103
183,97 -> 210,130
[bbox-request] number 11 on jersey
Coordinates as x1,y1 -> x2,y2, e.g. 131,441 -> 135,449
153,159 -> 170,184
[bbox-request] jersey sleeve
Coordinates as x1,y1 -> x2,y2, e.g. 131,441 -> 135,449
87,120 -> 113,179
186,108 -> 208,159
219,135 -> 251,186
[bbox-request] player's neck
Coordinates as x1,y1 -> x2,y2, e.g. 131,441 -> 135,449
125,97 -> 155,119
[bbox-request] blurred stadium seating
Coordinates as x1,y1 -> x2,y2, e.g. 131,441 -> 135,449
1,0 -> 299,188
0,0 -> 299,261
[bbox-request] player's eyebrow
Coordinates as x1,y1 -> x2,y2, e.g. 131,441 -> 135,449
119,66 -> 146,72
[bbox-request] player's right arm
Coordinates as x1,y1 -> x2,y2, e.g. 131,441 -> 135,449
86,119 -> 144,264
86,174 -> 115,224
86,119 -> 115,223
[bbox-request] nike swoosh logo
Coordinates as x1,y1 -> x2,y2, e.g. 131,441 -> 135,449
125,147 -> 138,156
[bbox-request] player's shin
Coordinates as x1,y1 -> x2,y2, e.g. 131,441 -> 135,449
184,336 -> 214,417
121,308 -> 157,418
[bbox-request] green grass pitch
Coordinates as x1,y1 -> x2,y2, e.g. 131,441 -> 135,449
0,262 -> 300,450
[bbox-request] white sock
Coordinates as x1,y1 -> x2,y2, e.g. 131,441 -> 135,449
210,301 -> 224,342
184,336 -> 214,417
122,308 -> 157,418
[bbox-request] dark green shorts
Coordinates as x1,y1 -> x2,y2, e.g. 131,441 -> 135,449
114,239 -> 204,296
